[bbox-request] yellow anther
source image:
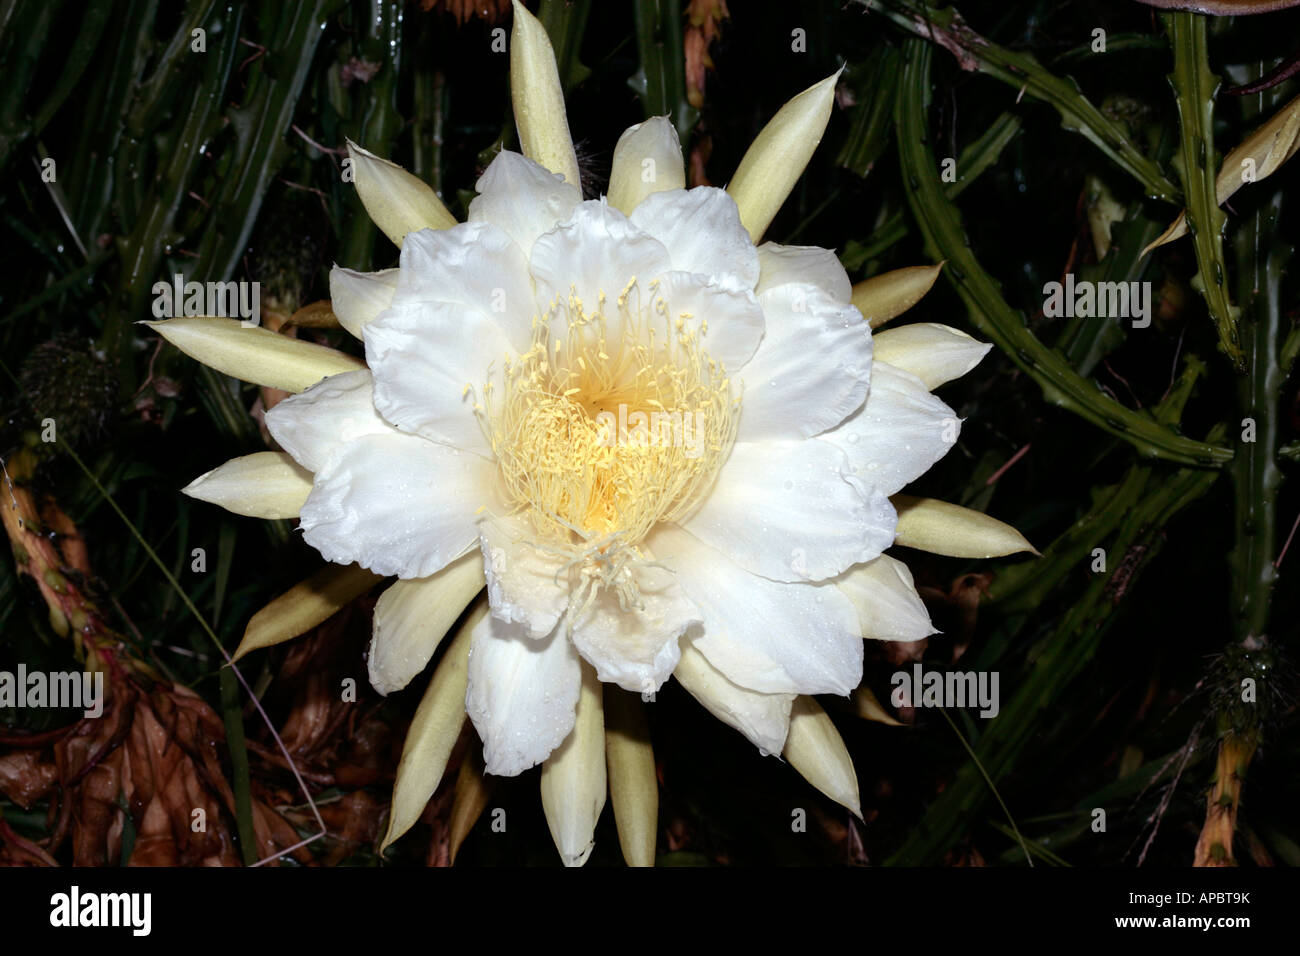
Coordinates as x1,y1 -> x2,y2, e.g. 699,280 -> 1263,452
478,274 -> 739,594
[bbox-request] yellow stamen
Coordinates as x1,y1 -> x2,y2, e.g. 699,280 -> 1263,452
480,277 -> 738,604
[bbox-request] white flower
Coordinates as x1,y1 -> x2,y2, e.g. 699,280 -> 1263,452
153,0 -> 1033,866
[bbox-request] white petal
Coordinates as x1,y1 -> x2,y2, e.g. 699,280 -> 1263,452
346,139 -> 457,246
381,603 -> 480,851
329,266 -> 399,339
509,0 -> 580,187
629,187 -> 759,291
567,562 -> 699,694
754,242 -> 852,303
870,323 -> 992,390
852,264 -> 944,328
681,440 -> 896,582
394,223 -> 535,347
145,318 -> 364,394
603,689 -> 657,867
672,643 -> 793,755
654,271 -> 764,373
784,697 -> 861,817
893,496 -> 1036,558
182,452 -> 312,519
540,663 -> 606,866
736,285 -> 872,440
364,298 -> 509,457
234,564 -> 382,663
647,523 -> 862,695
479,514 -> 572,639
469,149 -> 582,259
607,116 -> 686,215
465,612 -> 582,776
820,362 -> 960,497
368,552 -> 487,696
530,200 -> 672,346
300,432 -> 495,579
726,72 -> 839,242
264,369 -> 393,473
834,553 -> 937,643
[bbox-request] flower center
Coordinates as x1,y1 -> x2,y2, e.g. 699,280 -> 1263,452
483,277 -> 738,561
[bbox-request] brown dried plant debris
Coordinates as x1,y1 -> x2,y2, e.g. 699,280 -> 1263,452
685,0 -> 730,110
917,572 -> 995,664
249,611 -> 400,791
0,447 -> 306,865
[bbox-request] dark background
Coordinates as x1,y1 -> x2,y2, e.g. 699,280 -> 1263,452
0,0 -> 1297,866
